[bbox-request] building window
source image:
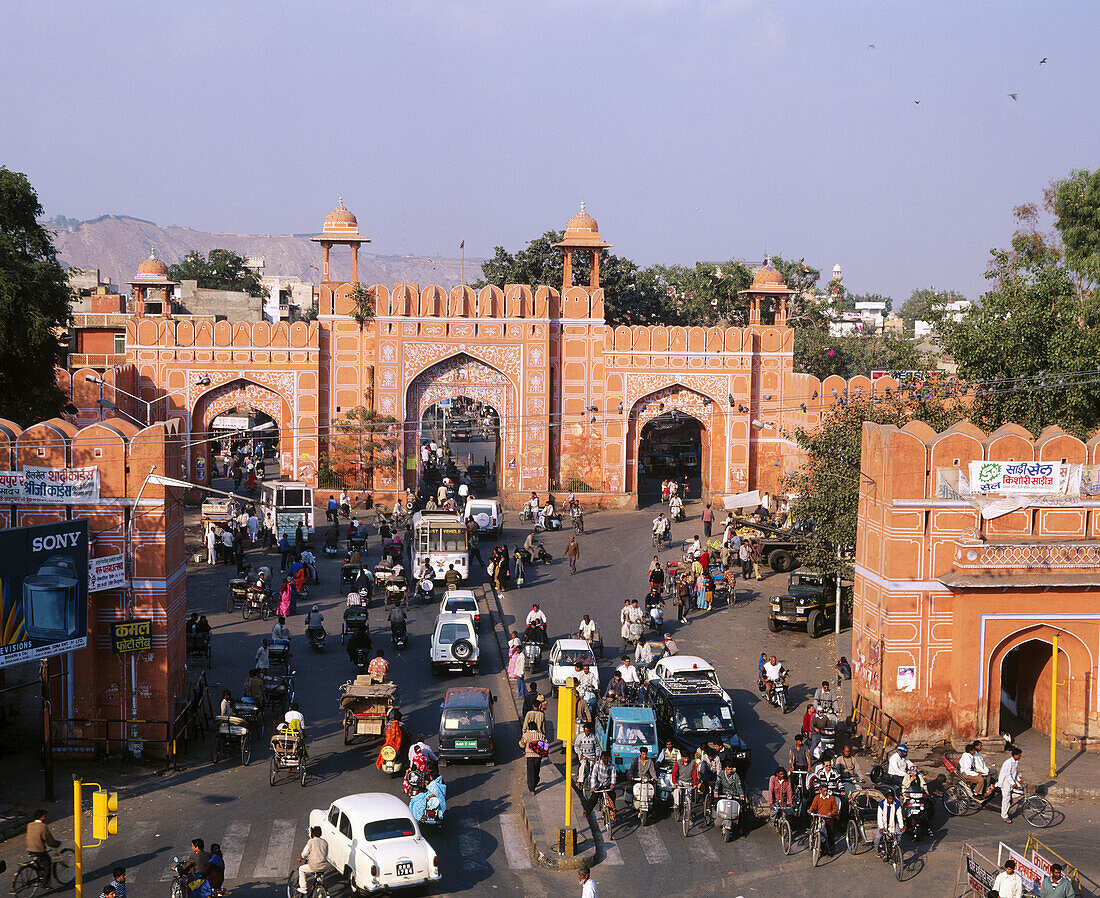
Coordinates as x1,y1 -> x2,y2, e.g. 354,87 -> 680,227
94,448 -> 103,458
37,448 -> 46,457
114,333 -> 126,354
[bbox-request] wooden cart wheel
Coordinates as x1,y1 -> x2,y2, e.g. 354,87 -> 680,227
269,755 -> 277,786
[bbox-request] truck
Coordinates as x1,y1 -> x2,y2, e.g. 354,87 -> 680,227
727,516 -> 806,573
594,705 -> 659,775
768,568 -> 854,638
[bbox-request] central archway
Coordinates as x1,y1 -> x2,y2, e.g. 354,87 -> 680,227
191,378 -> 291,483
404,353 -> 516,494
625,384 -> 716,504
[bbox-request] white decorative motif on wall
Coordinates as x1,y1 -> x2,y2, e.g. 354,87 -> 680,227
402,342 -> 522,385
198,379 -> 287,430
529,375 -> 543,393
529,347 -> 544,365
381,343 -> 396,363
381,369 -> 396,388
624,374 -> 730,415
631,383 -> 718,430
528,397 -> 545,414
380,396 -> 396,414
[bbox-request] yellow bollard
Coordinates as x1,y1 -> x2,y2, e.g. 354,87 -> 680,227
73,777 -> 83,898
1050,635 -> 1058,779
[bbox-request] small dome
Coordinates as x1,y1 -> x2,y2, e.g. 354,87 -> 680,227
325,199 -> 358,227
751,265 -> 786,289
565,202 -> 599,237
135,251 -> 169,279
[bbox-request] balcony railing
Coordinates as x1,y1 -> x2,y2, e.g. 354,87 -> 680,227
953,540 -> 1100,571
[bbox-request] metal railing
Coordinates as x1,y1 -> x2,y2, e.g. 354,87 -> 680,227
850,693 -> 903,760
954,539 -> 1100,571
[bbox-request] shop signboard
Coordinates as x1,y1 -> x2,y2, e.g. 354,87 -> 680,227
0,467 -> 101,504
0,520 -> 89,668
89,553 -> 126,593
970,461 -> 1065,495
111,619 -> 152,654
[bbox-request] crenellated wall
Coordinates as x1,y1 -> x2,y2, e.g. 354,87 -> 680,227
855,419 -> 1100,746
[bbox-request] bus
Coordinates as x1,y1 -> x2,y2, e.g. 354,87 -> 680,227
412,510 -> 469,582
260,480 -> 315,541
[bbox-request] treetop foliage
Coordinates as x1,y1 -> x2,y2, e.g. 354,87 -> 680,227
167,248 -> 265,297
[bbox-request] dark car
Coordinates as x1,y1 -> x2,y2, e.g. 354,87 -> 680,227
647,677 -> 751,778
438,686 -> 495,764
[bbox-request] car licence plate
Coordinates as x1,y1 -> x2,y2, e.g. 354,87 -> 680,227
456,740 -> 478,749
396,861 -> 414,876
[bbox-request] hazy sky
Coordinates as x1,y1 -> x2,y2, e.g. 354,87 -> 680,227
4,1 -> 1097,301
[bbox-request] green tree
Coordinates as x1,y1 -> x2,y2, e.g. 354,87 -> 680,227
167,249 -> 265,297
935,207 -> 1100,438
788,393 -> 962,576
1051,168 -> 1100,290
899,287 -> 968,332
793,329 -> 924,379
0,168 -> 71,425
327,407 -> 398,490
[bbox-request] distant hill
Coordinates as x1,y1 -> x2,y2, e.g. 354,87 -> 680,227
44,215 -> 483,291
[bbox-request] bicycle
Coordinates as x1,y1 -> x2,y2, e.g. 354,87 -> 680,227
592,787 -> 616,839
286,868 -> 328,898
12,849 -> 75,898
809,812 -> 836,866
876,830 -> 904,881
678,784 -> 694,838
770,805 -> 795,855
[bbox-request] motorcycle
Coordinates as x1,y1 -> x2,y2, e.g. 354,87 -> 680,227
572,511 -> 585,534
521,545 -> 552,566
391,621 -> 409,650
415,578 -> 435,605
307,626 -> 326,653
670,505 -> 685,522
648,603 -> 664,635
715,795 -> 742,842
811,713 -> 838,761
350,645 -> 371,673
519,505 -> 536,522
632,777 -> 657,826
902,786 -> 933,840
766,670 -> 790,712
169,858 -> 225,898
534,513 -> 562,533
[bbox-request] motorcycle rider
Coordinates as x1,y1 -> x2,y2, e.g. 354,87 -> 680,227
300,548 -> 318,583
634,636 -> 655,671
762,654 -> 785,703
526,604 -> 547,628
389,605 -> 408,643
902,763 -> 933,830
886,743 -> 910,788
367,649 -> 390,682
628,746 -> 658,810
346,627 -> 372,666
652,513 -> 670,545
874,791 -> 904,856
715,760 -> 747,832
669,493 -> 684,521
834,743 -> 865,784
526,492 -> 540,521
615,656 -> 643,701
813,680 -> 837,713
179,838 -> 211,880
660,633 -> 679,657
305,605 -> 324,637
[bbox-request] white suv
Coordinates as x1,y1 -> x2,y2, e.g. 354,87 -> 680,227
430,612 -> 480,676
463,499 -> 503,538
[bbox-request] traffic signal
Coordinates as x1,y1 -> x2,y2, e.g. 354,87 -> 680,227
92,790 -> 118,840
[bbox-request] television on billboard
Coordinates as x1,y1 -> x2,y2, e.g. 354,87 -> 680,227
0,520 -> 89,668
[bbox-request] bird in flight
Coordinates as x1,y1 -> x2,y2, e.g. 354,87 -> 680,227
867,43 -> 876,49
914,99 -> 920,104
1009,93 -> 1018,100
1039,57 -> 1047,65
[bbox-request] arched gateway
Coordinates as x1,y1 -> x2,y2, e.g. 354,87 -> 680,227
115,199 -> 856,508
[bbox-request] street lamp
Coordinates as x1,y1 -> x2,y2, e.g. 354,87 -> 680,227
85,375 -> 211,424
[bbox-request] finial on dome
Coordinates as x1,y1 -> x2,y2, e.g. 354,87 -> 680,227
580,199 -> 586,212
337,194 -> 344,208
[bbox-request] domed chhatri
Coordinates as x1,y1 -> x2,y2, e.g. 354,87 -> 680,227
555,201 -> 611,250
750,264 -> 787,290
321,196 -> 360,235
311,195 -> 370,283
135,250 -> 170,281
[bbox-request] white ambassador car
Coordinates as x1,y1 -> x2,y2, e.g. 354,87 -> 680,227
307,793 -> 440,893
547,638 -> 597,687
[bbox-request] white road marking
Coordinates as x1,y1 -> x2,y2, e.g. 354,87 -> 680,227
687,832 -> 719,861
220,822 -> 251,879
456,810 -> 490,871
253,819 -> 299,880
734,835 -> 768,866
636,826 -> 671,863
498,814 -> 532,870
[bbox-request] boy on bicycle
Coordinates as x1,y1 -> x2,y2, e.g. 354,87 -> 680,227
26,810 -> 60,880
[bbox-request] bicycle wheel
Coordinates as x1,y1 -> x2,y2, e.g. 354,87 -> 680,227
811,827 -> 821,867
52,849 -> 75,885
846,819 -> 860,855
779,816 -> 792,855
890,840 -> 904,881
1022,796 -> 1055,828
942,783 -> 970,816
12,864 -> 41,898
603,798 -> 613,839
171,879 -> 184,898
681,794 -> 692,838
703,792 -> 714,827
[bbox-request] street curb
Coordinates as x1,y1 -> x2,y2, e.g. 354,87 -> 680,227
1044,784 -> 1100,802
0,812 -> 33,846
483,582 -> 598,871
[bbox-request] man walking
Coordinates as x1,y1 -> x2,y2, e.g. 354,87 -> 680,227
1039,864 -> 1076,898
998,746 -> 1023,823
565,535 -> 580,575
701,503 -> 714,538
578,865 -> 597,898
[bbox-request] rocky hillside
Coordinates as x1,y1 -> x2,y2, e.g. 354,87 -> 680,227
46,215 -> 482,291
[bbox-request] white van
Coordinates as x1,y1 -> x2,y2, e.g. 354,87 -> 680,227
430,612 -> 479,676
463,499 -> 503,538
413,511 -> 469,582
